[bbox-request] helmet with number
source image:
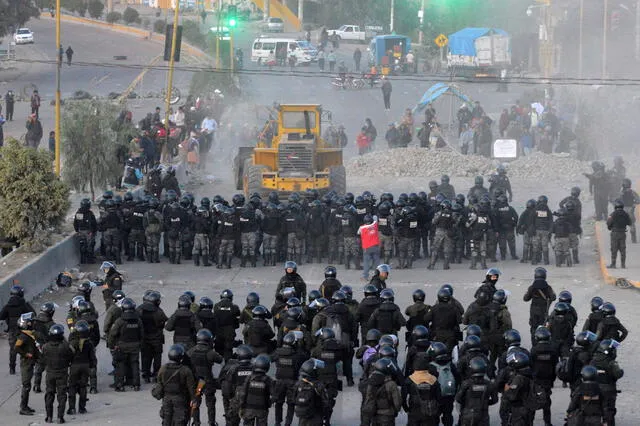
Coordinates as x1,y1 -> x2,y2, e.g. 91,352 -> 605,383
40,302 -> 56,316
581,365 -> 598,382
308,290 -> 321,303
590,296 -> 604,312
506,351 -> 529,369
75,320 -> 90,338
503,329 -> 521,346
554,302 -> 570,315
534,326 -> 551,342
466,324 -> 482,338
558,290 -> 572,304
10,285 -> 24,298
493,289 -> 507,304
474,176 -> 484,186
196,328 -> 214,345
300,358 -> 325,379
464,335 -> 482,351
427,341 -> 450,362
78,281 -> 92,296
177,294 -> 191,309
286,297 -> 301,308
168,344 -> 186,363
251,305 -> 269,319
199,297 -> 214,310
412,325 -> 429,341
112,290 -> 126,303
469,356 -> 488,377
437,287 -> 452,303
121,298 -> 136,312
48,323 -> 65,340
601,302 -> 616,316
576,331 -> 597,347
236,345 -> 254,361
18,312 -> 35,330
284,261 -> 297,274
364,284 -> 379,297
365,328 -> 382,344
282,331 -> 298,347
246,292 -> 260,308
315,327 -> 335,342
220,289 -> 233,300
324,266 -> 337,279
80,198 -> 91,209
412,289 -> 425,302
380,288 -> 394,303
374,357 -> 395,375
331,291 -> 346,304
377,345 -> 397,359
342,286 -> 353,301
534,267 -> 547,279
77,300 -> 93,315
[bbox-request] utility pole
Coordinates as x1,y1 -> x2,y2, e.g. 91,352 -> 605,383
390,0 -> 395,33
55,0 -> 61,176
636,0 -> 640,61
215,3 -> 220,68
603,0 -> 608,79
418,0 -> 425,45
579,0 -> 584,79
229,28 -> 234,71
164,0 -> 180,144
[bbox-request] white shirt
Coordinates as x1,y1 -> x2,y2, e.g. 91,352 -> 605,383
201,117 -> 217,133
173,110 -> 185,126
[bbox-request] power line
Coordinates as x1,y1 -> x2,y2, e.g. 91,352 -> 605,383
12,58 -> 640,87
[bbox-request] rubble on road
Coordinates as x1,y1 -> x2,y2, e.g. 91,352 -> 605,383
346,148 -> 591,182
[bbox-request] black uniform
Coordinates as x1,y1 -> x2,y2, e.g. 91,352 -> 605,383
73,206 -> 98,263
165,307 -> 201,352
523,280 -> 555,342
494,200 -> 519,260
33,311 -> 54,391
455,375 -> 498,426
402,367 -> 441,426
276,273 -> 307,303
566,380 -> 605,425
128,202 -> 147,261
108,309 -> 144,389
361,371 -> 403,425
98,207 -> 122,263
243,317 -> 275,354
607,207 -> 631,268
356,296 -> 381,343
292,376 -> 332,425
157,361 -> 196,426
41,338 -> 73,421
102,268 -> 123,311
137,301 -> 168,381
319,277 -> 342,300
531,340 -> 559,424
424,303 -> 462,352
164,202 -> 187,264
213,299 -> 240,360
272,346 -> 307,425
596,315 -> 628,342
502,366 -> 533,426
68,334 -> 97,414
311,338 -> 347,422
591,351 -> 624,426
220,360 -> 253,425
367,301 -> 406,336
238,370 -> 274,426
532,202 -> 553,265
547,310 -> 575,358
405,301 -> 430,341
318,302 -> 358,383
15,328 -> 39,412
187,343 -> 223,426
0,296 -> 35,373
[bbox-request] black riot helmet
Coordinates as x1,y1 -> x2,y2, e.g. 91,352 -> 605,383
590,296 -> 603,312
570,186 -> 581,197
48,324 -> 65,340
308,290 -> 321,303
537,195 -> 548,206
469,356 -> 488,377
183,291 -> 196,303
379,334 -> 398,348
253,354 -> 271,373
312,298 -> 330,311
18,312 -> 35,330
365,328 -> 382,344
246,292 -> 260,308
558,290 -> 572,304
601,302 -> 616,316
232,193 -> 245,207
200,197 -> 211,209
40,302 -> 56,316
284,261 -> 297,274
177,295 -> 191,309
286,297 -> 301,308
251,305 -> 269,319
363,284 -> 379,297
196,328 -> 214,345
331,290 -> 346,304
412,325 -> 429,341
344,192 -> 355,204
492,289 -> 507,304
300,358 -> 325,379
412,289 -> 425,302
168,344 -> 186,363
315,327 -> 335,342
576,331 -> 597,347
503,329 -> 521,346
534,267 -> 547,279
78,281 -> 92,296
581,365 -> 598,382
441,200 -> 452,210
286,306 -> 303,322
342,286 -> 353,301
464,334 -> 482,351
597,339 -> 620,358
506,351 -> 530,369
77,300 -> 93,315
374,357 -> 396,375
427,341 -> 450,362
324,265 -> 337,279
554,302 -> 570,315
198,297 -> 214,310
121,298 -> 136,312
10,285 -> 24,298
282,331 -> 298,347
377,345 -> 397,359
74,320 -> 90,338
220,289 -> 233,300
485,268 -> 501,283
455,193 -> 465,206
466,324 -> 482,338
534,326 -> 551,342
380,288 -> 395,303
614,199 -> 624,209
437,287 -> 452,303
236,345 -> 254,360
80,198 -> 91,209
112,290 -> 126,303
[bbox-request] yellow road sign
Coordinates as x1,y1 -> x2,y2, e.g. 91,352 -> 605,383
434,33 -> 448,48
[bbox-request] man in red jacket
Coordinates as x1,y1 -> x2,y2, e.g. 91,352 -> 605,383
358,214 -> 380,281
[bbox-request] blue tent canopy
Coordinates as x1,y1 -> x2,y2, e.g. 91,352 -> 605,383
448,27 -> 508,56
414,83 -> 472,114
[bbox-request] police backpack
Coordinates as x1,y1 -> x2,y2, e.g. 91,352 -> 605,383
525,379 -> 549,411
431,362 -> 456,396
294,381 -> 318,419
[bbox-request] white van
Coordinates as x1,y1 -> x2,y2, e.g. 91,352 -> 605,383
251,37 -> 318,65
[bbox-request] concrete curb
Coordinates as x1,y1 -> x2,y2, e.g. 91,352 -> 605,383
0,235 -> 80,306
117,55 -> 162,103
594,221 -> 640,289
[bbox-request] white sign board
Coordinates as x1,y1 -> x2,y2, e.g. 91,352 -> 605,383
493,139 -> 518,159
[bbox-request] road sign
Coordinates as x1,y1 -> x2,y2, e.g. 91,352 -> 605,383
434,33 -> 448,48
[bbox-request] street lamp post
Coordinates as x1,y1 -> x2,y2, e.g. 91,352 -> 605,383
164,0 -> 181,145
55,0 -> 61,176
602,0 -> 608,78
527,3 -> 553,78
390,0 -> 395,33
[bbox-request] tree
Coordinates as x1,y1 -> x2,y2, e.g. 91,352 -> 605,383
88,0 -> 105,19
122,6 -> 139,24
0,138 -> 70,251
106,11 -> 121,23
61,100 -> 130,200
0,0 -> 40,38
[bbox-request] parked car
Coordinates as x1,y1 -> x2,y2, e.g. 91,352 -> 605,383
14,28 -> 34,44
264,17 -> 284,33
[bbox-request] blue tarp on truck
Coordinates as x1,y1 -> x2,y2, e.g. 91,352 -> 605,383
448,28 -> 508,56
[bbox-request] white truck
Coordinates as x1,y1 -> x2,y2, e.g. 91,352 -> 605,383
447,27 -> 511,78
327,25 -> 381,42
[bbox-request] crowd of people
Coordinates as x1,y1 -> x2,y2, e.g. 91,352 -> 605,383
0,258 -> 629,425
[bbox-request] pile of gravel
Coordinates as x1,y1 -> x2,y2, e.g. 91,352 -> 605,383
347,148 -> 590,182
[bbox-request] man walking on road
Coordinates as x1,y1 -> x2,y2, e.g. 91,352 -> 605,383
5,90 -> 15,121
66,46 -> 74,66
381,76 -> 392,111
30,90 -> 40,119
353,48 -> 362,72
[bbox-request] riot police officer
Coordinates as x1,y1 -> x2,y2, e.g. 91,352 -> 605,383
272,332 -> 307,426
213,289 -> 241,360
429,200 -> 455,270
494,194 -> 519,260
14,312 -> 39,415
128,197 -> 147,261
620,178 -> 639,243
108,298 -> 143,391
566,366 -> 605,425
192,205 -> 213,267
143,197 -> 163,263
73,198 -> 98,263
319,265 -> 342,299
243,305 -> 275,354
341,204 -> 361,270
395,204 -> 419,269
531,195 -> 553,265
596,302 -> 628,342
377,201 -> 396,264
591,339 -> 624,426
187,329 -> 223,426
220,345 -> 254,425
466,199 -> 492,269
41,323 -> 73,423
291,359 -> 332,425
262,203 -> 282,266
468,176 -> 489,202
517,199 -> 537,263
100,261 -> 123,311
165,295 -> 202,352
98,199 -> 122,263
530,326 -> 559,425
361,358 -> 403,425
217,206 -> 238,269
157,344 -> 196,425
67,320 -> 97,415
424,287 -> 462,352
137,290 -> 168,383
455,356 -> 498,425
0,285 -> 35,376
367,288 -> 406,337
439,174 -> 456,200
523,267 -> 556,343
489,165 -> 512,202
238,354 -> 274,425
239,202 -> 261,267
311,328 -> 347,424
607,199 -> 631,268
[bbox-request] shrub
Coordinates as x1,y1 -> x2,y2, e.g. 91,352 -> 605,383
87,0 -> 104,19
106,11 -> 121,23
153,19 -> 166,34
122,6 -> 139,24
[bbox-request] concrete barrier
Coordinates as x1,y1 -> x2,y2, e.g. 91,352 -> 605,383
0,235 -> 80,306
